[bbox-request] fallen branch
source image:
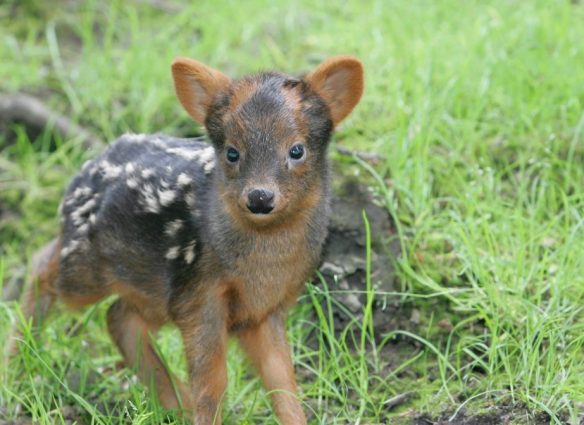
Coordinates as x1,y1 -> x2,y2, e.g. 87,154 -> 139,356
384,391 -> 416,410
335,145 -> 386,164
0,93 -> 104,151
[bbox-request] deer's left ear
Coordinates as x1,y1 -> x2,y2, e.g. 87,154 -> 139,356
304,56 -> 364,127
171,57 -> 231,125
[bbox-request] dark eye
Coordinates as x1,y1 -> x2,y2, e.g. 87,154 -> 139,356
289,144 -> 305,160
226,147 -> 240,163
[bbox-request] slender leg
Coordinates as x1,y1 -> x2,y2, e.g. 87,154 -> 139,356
175,294 -> 228,425
106,299 -> 191,412
7,238 -> 60,357
237,311 -> 306,425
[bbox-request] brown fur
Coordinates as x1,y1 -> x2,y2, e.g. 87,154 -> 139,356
237,314 -> 305,424
107,299 -> 191,410
226,78 -> 261,115
172,57 -> 231,124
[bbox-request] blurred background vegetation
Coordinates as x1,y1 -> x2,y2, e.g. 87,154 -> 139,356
1,0 -> 584,424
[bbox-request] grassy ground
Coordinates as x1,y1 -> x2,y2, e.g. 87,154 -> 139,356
1,0 -> 584,423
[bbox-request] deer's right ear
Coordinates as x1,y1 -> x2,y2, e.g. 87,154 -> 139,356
171,57 -> 231,125
305,56 -> 364,127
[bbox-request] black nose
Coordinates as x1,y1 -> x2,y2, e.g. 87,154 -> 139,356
247,189 -> 275,214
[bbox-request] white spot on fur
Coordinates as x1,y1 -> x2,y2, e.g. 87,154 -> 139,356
89,214 -> 96,225
164,220 -> 183,237
184,192 -> 195,207
166,147 -> 200,161
198,146 -> 216,174
126,177 -> 139,189
167,146 -> 216,172
158,189 -> 176,207
177,173 -> 192,186
125,163 -> 136,174
165,246 -> 180,260
148,137 -> 169,150
61,240 -> 81,258
123,133 -> 147,143
65,186 -> 93,206
199,146 -> 215,162
100,161 -> 122,180
77,223 -> 89,234
183,240 -> 196,264
73,186 -> 93,198
203,160 -> 215,174
140,184 -> 159,213
141,168 -> 155,178
71,198 -> 97,226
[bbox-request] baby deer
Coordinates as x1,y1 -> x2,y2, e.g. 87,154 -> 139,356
9,56 -> 364,424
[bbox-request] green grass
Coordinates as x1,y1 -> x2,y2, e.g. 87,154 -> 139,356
2,0 -> 584,423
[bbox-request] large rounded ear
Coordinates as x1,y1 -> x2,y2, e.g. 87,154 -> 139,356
305,56 -> 364,127
171,57 -> 231,125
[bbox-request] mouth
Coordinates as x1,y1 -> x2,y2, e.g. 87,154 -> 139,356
245,204 -> 274,215
236,198 -> 289,226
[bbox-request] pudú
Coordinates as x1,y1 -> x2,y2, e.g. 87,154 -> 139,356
9,55 -> 364,425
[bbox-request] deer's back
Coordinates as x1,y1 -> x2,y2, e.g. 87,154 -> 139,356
57,134 -> 214,300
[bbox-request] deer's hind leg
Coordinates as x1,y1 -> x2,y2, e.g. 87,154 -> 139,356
106,298 -> 192,412
7,238 -> 61,357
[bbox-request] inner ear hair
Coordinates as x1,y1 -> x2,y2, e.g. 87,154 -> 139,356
171,57 -> 231,125
305,55 -> 364,126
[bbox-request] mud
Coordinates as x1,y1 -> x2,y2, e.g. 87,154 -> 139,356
318,173 -> 402,332
407,404 -> 557,425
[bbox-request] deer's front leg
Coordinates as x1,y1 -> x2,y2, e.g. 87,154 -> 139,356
176,294 -> 228,425
237,311 -> 306,425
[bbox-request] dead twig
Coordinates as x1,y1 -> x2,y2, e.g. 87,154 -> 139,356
0,93 -> 104,151
384,391 -> 416,410
335,145 -> 386,164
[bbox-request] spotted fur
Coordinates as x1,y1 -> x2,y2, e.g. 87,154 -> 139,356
59,134 -> 211,270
